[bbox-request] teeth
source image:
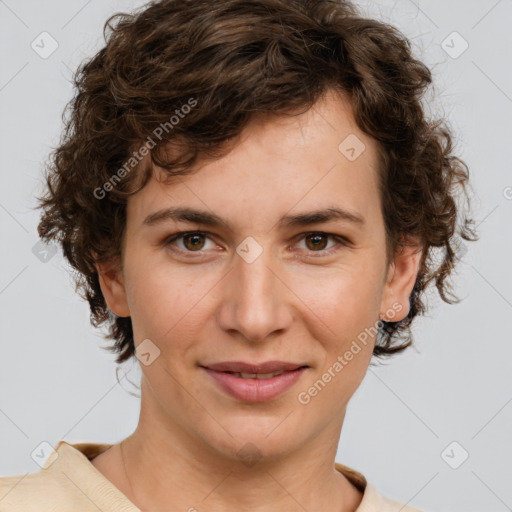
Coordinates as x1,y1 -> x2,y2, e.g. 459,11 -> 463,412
236,370 -> 285,379
256,371 -> 283,379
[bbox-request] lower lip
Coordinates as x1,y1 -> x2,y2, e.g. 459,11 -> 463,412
202,367 -> 307,402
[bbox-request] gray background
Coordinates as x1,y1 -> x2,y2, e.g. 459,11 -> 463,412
0,1 -> 511,511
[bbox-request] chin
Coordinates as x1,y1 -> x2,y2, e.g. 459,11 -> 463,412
201,414 -> 304,464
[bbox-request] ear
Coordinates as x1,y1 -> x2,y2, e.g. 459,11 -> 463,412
95,257 -> 131,318
379,236 -> 423,322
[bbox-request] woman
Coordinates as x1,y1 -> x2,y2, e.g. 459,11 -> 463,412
0,0 -> 477,510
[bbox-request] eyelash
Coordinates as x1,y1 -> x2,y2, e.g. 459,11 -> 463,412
163,230 -> 349,258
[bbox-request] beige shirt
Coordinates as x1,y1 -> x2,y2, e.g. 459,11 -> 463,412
0,440 -> 423,511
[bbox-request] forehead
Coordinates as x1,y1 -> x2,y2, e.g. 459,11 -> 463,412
127,89 -> 382,233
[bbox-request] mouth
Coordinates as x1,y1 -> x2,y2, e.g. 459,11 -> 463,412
219,370 -> 289,379
200,361 -> 309,402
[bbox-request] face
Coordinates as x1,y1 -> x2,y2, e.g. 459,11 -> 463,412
98,88 -> 421,463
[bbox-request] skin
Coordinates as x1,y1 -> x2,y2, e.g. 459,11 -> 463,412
92,88 -> 422,512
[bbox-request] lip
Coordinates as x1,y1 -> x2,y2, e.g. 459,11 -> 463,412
204,361 -> 306,373
201,361 -> 308,402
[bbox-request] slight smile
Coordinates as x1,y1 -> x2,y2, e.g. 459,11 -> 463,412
200,361 -> 309,402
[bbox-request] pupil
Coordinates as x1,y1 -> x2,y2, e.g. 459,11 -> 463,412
307,234 -> 327,251
185,234 -> 204,251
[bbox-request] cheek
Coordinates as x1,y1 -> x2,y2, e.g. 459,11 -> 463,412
124,252 -> 211,346
292,263 -> 382,393
126,263 -> 208,400
296,280 -> 377,414
296,262 -> 383,337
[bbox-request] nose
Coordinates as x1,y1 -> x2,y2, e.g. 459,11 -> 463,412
216,244 -> 294,344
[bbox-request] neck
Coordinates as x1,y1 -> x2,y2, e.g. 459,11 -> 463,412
98,380 -> 363,512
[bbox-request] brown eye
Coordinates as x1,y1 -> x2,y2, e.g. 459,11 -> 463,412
304,233 -> 329,251
294,232 -> 348,257
165,231 -> 215,253
182,233 -> 206,251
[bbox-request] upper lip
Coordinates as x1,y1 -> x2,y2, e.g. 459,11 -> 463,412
202,361 -> 308,373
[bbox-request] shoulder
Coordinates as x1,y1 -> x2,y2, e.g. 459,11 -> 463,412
0,440 -> 127,512
335,462 -> 426,512
361,482 -> 426,512
0,468 -> 84,512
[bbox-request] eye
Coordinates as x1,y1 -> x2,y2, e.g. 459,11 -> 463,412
165,231 -> 216,253
294,232 -> 348,256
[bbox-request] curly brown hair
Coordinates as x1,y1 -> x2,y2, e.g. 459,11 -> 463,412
36,0 -> 478,364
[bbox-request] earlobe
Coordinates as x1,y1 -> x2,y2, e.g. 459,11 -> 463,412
96,259 -> 131,318
380,237 -> 423,322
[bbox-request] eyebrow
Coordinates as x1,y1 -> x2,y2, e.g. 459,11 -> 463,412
143,206 -> 364,230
